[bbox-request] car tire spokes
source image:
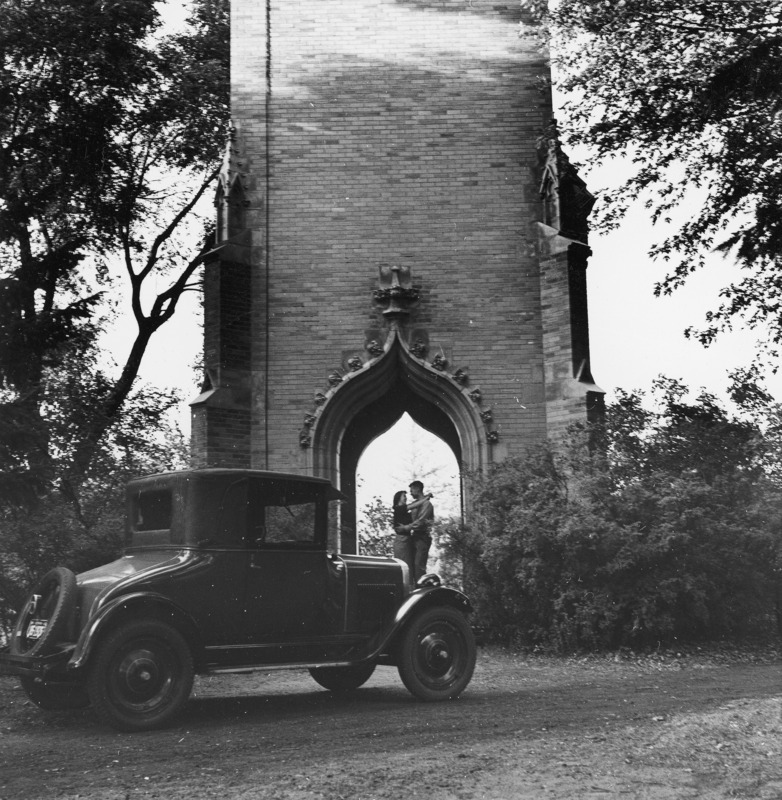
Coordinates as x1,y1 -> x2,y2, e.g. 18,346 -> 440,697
397,606 -> 477,702
88,619 -> 194,732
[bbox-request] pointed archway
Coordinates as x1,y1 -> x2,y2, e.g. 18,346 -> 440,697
356,414 -> 461,532
309,330 -> 488,552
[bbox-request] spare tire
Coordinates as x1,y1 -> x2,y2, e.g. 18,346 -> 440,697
10,567 -> 78,657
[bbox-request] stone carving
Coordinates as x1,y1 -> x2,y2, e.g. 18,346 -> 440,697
410,338 -> 428,359
215,121 -> 251,243
431,353 -> 448,371
452,368 -> 468,386
366,339 -> 384,357
373,264 -> 420,318
300,325 -> 493,451
538,118 -> 595,243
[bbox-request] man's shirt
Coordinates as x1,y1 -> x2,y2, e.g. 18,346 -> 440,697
408,497 -> 434,536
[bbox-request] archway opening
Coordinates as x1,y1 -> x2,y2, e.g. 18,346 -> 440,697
312,334 -> 488,554
337,374 -> 463,554
356,412 -> 461,528
353,414 -> 463,585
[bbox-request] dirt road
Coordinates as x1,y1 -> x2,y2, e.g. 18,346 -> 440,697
1,648 -> 780,799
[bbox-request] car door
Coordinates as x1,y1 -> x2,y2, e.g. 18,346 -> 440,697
242,493 -> 343,657
182,476 -> 250,649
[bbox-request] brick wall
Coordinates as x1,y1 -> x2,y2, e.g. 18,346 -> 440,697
196,0 -> 600,473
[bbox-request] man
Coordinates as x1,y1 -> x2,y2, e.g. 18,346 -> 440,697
397,480 -> 433,582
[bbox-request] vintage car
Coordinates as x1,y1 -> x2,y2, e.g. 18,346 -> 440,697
0,469 -> 476,731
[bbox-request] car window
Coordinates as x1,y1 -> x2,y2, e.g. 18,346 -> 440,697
134,490 -> 172,532
264,501 -> 317,545
127,489 -> 173,547
247,479 -> 328,549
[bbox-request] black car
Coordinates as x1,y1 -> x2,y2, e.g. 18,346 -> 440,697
0,469 -> 476,731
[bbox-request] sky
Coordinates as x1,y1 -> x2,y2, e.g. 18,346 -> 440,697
581,164 -> 782,407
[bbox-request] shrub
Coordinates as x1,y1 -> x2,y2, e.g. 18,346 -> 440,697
446,381 -> 782,650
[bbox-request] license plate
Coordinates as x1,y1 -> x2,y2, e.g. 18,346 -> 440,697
26,620 -> 47,640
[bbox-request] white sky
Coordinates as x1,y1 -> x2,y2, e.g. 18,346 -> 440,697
582,160 -> 782,407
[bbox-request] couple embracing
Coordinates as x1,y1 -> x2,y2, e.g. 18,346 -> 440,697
392,481 -> 433,582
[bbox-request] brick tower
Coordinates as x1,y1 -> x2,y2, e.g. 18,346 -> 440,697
191,0 -> 603,551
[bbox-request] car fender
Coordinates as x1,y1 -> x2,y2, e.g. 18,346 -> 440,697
67,592 -> 201,672
395,585 -> 472,622
377,585 -> 473,656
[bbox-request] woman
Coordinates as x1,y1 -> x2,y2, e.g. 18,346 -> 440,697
392,490 -> 413,528
392,489 -> 432,528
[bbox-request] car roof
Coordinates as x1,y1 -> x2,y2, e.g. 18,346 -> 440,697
126,469 -> 345,499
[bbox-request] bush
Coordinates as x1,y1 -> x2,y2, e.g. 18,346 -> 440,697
357,496 -> 394,557
446,381 -> 782,651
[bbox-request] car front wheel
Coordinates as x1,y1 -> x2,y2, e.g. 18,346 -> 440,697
309,662 -> 376,692
87,619 -> 194,732
397,606 -> 476,702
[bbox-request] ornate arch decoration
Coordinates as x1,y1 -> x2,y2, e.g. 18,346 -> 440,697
305,329 -> 489,489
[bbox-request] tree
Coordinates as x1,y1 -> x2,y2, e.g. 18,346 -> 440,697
0,370 -> 189,639
357,496 -> 395,557
450,378 -> 782,649
522,1 -> 782,357
0,0 -> 229,507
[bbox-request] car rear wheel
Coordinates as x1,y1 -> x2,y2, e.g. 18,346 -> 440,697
397,606 -> 476,702
20,676 -> 90,710
87,619 -> 194,732
10,567 -> 77,657
308,662 -> 376,692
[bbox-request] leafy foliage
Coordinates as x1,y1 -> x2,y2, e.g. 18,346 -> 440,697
0,0 -> 224,627
448,380 -> 782,650
0,0 -> 229,507
357,496 -> 394,557
0,382 -> 188,640
523,0 -> 782,352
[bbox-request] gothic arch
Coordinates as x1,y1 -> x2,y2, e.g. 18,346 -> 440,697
307,330 -> 489,552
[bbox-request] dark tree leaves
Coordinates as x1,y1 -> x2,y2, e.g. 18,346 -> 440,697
0,0 -> 229,509
525,1 -> 782,354
452,378 -> 782,649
